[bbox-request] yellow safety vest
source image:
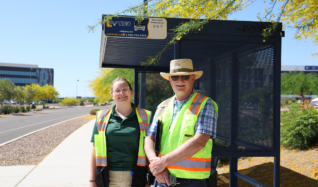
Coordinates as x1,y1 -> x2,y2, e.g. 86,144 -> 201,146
94,107 -> 152,167
157,92 -> 218,179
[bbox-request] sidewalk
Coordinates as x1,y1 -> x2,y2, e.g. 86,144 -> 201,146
0,119 -> 95,187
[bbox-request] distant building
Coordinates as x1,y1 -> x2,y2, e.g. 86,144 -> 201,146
0,62 -> 54,87
281,65 -> 318,74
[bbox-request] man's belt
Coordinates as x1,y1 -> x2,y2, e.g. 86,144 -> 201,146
169,174 -> 199,186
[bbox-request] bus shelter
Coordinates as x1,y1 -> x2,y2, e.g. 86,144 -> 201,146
99,15 -> 282,187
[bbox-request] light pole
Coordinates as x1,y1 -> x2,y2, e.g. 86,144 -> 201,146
76,80 -> 79,106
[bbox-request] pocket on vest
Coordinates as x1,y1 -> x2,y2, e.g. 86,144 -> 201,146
180,115 -> 196,144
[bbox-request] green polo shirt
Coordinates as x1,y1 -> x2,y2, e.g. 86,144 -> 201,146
91,103 -> 139,171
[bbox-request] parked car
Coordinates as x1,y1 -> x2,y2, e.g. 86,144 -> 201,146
10,100 -> 17,104
309,98 -> 318,109
32,101 -> 37,105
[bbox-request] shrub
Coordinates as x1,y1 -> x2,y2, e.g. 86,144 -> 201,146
2,106 -> 13,114
20,106 -> 26,112
59,97 -> 77,106
101,102 -> 108,106
80,100 -> 84,106
88,97 -> 94,102
93,101 -> 98,106
26,105 -> 31,111
281,97 -> 297,107
32,104 -> 36,109
39,101 -> 47,106
13,106 -> 20,113
53,98 -> 63,103
90,109 -> 100,115
217,157 -> 230,167
281,102 -> 318,149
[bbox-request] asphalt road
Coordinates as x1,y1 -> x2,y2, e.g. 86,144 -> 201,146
0,105 -> 111,145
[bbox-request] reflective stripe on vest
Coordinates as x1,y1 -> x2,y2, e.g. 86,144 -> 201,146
94,107 -> 151,167
186,93 -> 218,117
136,108 -> 149,133
158,92 -> 217,179
157,98 -> 173,117
159,154 -> 211,172
96,156 -> 108,167
137,156 -> 147,166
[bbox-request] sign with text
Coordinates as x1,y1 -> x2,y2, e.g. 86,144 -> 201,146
305,66 -> 318,71
104,17 -> 167,39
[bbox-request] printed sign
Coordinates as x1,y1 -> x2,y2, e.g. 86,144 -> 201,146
305,66 -> 318,71
104,17 -> 167,39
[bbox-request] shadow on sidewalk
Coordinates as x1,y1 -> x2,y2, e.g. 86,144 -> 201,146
217,162 -> 318,187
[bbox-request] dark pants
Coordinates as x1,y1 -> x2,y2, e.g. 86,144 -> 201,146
155,179 -> 207,187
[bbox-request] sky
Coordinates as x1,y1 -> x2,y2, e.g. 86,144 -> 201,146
0,0 -> 317,97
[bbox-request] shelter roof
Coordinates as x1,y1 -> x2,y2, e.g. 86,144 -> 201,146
99,16 -> 282,71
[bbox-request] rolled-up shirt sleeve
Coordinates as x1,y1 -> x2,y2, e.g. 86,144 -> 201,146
194,99 -> 217,139
147,107 -> 158,137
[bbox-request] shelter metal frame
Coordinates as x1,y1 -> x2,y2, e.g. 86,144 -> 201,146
100,16 -> 282,187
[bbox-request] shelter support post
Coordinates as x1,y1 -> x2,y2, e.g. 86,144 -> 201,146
229,157 -> 238,187
273,33 -> 282,187
209,59 -> 216,100
274,156 -> 280,187
229,52 -> 239,187
174,40 -> 180,59
134,69 -> 139,106
139,73 -> 146,108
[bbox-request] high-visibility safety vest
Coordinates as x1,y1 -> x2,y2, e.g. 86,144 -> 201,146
157,92 -> 218,179
94,107 -> 151,168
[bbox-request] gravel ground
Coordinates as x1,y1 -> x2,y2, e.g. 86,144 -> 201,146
0,115 -> 95,166
216,144 -> 318,187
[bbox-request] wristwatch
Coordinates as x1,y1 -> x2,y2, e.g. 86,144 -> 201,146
146,172 -> 155,185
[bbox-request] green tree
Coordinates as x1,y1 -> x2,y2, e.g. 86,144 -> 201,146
145,73 -> 173,114
281,71 -> 318,104
30,83 -> 43,101
14,86 -> 26,105
0,79 -> 16,106
42,84 -> 59,102
88,68 -> 134,104
87,68 -> 113,104
22,84 -> 37,105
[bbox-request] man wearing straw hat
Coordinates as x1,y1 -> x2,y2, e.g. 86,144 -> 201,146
144,59 -> 218,187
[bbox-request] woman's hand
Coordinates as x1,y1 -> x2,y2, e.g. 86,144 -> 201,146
89,181 -> 97,187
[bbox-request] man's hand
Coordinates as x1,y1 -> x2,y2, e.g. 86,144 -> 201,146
149,156 -> 168,175
154,168 -> 170,186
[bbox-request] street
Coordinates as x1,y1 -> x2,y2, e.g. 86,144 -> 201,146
0,105 -> 110,145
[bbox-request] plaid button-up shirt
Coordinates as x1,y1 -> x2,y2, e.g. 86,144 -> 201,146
147,91 -> 217,139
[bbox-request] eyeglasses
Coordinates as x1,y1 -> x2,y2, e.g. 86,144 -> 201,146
171,75 -> 190,81
113,87 -> 130,94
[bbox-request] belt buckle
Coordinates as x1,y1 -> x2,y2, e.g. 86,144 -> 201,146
169,174 -> 180,186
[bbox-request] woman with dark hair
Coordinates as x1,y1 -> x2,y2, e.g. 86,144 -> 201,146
89,77 -> 152,187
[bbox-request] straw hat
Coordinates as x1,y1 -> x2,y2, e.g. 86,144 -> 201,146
160,59 -> 203,80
